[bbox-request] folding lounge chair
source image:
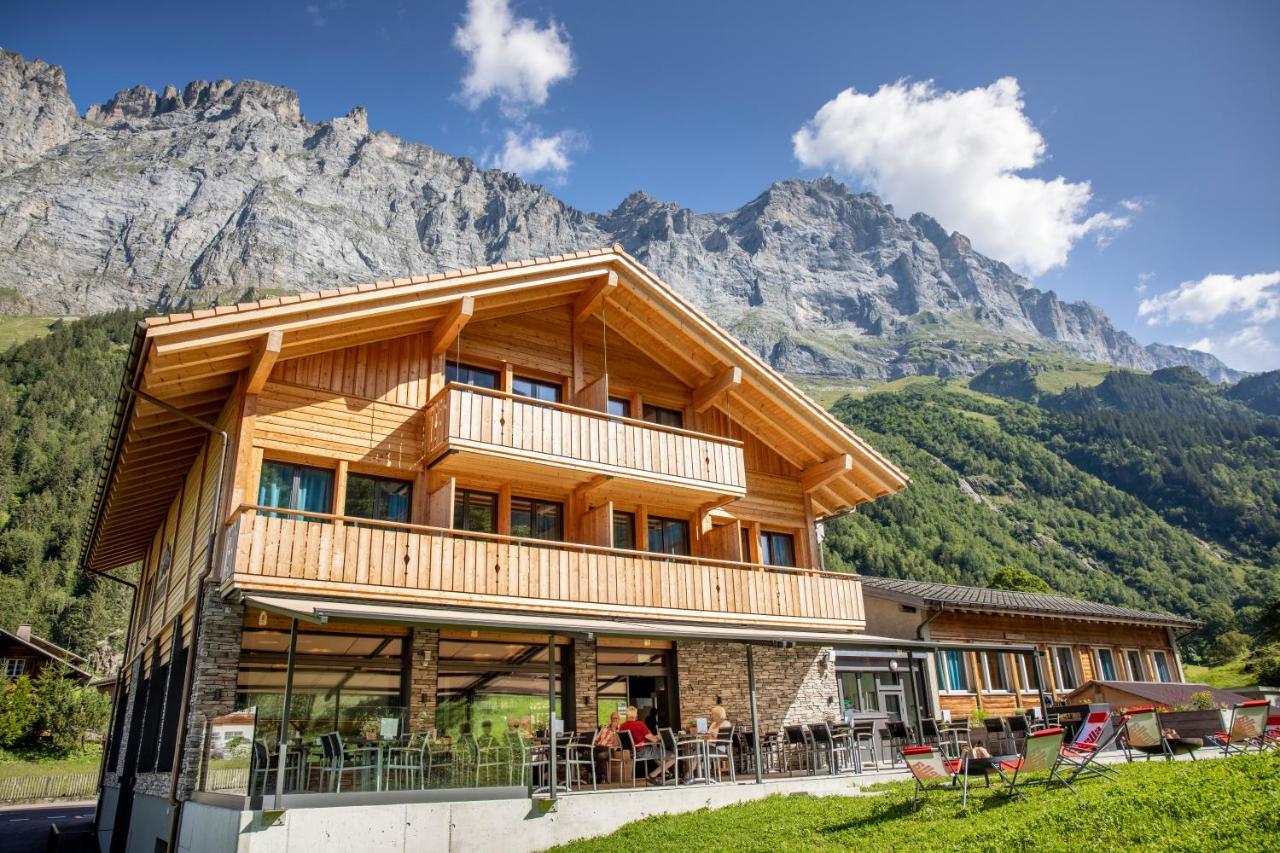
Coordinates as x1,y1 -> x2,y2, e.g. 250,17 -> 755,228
1211,700 -> 1272,756
901,745 -> 959,809
1265,711 -> 1280,751
998,726 -> 1073,800
1121,707 -> 1201,762
1058,709 -> 1121,783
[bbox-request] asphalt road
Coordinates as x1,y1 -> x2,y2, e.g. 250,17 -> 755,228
0,801 -> 97,852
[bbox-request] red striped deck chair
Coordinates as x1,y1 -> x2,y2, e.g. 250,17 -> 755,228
998,726 -> 1073,799
1211,700 -> 1272,756
1121,706 -> 1201,761
1059,709 -> 1120,783
1264,710 -> 1279,751
902,745 -> 959,809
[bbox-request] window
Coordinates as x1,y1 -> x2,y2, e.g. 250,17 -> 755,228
257,461 -> 334,519
446,362 -> 499,389
760,531 -> 797,567
980,652 -> 1011,692
1124,649 -> 1147,682
740,527 -> 753,562
436,637 -> 563,747
512,375 -> 562,404
1094,648 -> 1118,681
607,397 -> 631,418
453,489 -> 498,533
3,658 -> 26,679
642,404 -> 684,429
510,497 -> 563,541
1053,647 -> 1078,691
612,511 -> 636,549
344,473 -> 412,523
935,650 -> 969,693
1151,650 -> 1174,683
1014,654 -> 1033,692
647,516 -> 690,556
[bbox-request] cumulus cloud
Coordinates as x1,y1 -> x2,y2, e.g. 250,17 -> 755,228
454,0 -> 573,116
1135,271 -> 1154,295
488,128 -> 581,179
1138,271 -> 1280,326
792,78 -> 1129,275
1225,325 -> 1277,355
1185,337 -> 1214,353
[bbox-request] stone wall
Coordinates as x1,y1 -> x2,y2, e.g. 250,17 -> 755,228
175,583 -> 243,799
102,656 -> 144,789
409,627 -> 439,732
675,642 -> 838,732
572,638 -> 597,732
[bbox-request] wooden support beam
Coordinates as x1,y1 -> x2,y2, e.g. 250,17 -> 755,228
573,475 -> 612,506
698,495 -> 738,516
429,297 -> 475,357
800,454 -> 853,493
245,330 -> 283,395
692,366 -> 741,413
573,270 -> 617,323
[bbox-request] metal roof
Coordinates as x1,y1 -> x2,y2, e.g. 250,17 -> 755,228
1066,680 -> 1248,708
859,576 -> 1198,628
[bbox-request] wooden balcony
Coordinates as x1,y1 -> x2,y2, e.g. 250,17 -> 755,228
424,384 -> 746,500
224,507 -> 865,630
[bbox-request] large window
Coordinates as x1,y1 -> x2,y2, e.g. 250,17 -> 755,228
1053,646 -> 1079,690
935,650 -> 969,692
344,473 -> 411,524
607,397 -> 631,418
612,511 -> 636,550
642,404 -> 684,429
258,461 -> 333,519
980,652 -> 1010,692
436,637 -> 563,742
1094,648 -> 1118,681
510,497 -> 563,541
236,627 -> 406,740
647,516 -> 690,556
454,489 -> 498,533
1124,649 -> 1146,682
1151,650 -> 1174,683
760,531 -> 796,567
446,362 -> 499,389
512,375 -> 562,404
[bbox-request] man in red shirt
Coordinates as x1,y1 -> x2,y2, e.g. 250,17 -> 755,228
620,705 -> 673,782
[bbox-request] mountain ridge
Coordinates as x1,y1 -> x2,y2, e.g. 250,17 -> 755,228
0,48 -> 1242,382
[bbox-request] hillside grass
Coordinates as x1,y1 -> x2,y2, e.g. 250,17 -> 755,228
1184,656 -> 1253,689
0,315 -> 65,350
552,752 -> 1279,853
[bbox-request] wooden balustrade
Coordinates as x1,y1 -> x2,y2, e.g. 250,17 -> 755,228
227,507 -> 864,629
425,384 -> 746,495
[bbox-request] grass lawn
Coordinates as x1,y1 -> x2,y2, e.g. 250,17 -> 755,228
0,747 -> 103,780
0,315 -> 67,350
552,752 -> 1279,853
1184,656 -> 1252,690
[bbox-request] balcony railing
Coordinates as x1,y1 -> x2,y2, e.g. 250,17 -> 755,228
424,384 -> 746,495
225,506 -> 864,629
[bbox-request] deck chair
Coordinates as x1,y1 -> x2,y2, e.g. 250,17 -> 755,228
1265,711 -> 1280,751
1121,707 -> 1201,762
901,745 -> 959,810
1211,700 -> 1272,755
1058,709 -> 1121,783
998,726 -> 1073,799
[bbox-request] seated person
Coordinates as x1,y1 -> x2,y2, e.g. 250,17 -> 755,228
619,705 -> 671,783
593,711 -> 622,781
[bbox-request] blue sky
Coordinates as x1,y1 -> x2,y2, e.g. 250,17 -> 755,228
7,0 -> 1279,370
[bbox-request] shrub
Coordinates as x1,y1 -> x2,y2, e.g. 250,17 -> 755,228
1206,630 -> 1252,665
1245,643 -> 1280,686
1190,690 -> 1215,711
32,664 -> 112,753
0,675 -> 39,747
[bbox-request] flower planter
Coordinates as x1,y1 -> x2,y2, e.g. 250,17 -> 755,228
1156,710 -> 1222,742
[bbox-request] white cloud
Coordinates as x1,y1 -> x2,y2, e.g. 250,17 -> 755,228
1225,325 -> 1277,355
1138,271 -> 1280,326
305,3 -> 326,26
1120,198 -> 1145,213
1184,337 -> 1214,353
1135,271 -> 1154,295
454,0 -> 573,116
792,78 -> 1130,275
488,128 -> 580,179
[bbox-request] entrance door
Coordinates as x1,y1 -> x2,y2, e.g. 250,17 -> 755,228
596,646 -> 677,729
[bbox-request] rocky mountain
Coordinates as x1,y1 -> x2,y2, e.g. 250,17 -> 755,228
0,49 -> 1242,382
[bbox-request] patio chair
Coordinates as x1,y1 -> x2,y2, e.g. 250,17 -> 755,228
901,745 -> 959,810
1265,711 -> 1280,751
884,720 -> 913,767
458,731 -> 508,786
607,729 -> 634,785
659,727 -> 705,784
850,720 -> 879,772
998,726 -> 1073,800
314,731 -> 379,793
250,739 -> 301,796
1058,709 -> 1122,783
984,717 -> 1010,755
564,730 -> 598,791
383,731 -> 428,790
627,728 -> 667,785
1121,707 -> 1201,762
808,722 -> 847,775
709,724 -> 737,782
1006,715 -> 1031,753
1211,700 -> 1273,756
425,732 -> 453,786
782,724 -> 815,775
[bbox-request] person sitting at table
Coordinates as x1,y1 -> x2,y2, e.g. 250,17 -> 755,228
592,711 -> 622,782
620,705 -> 670,783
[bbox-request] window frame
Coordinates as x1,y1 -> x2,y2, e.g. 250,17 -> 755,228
2,658 -> 26,679
1150,650 -> 1174,683
343,472 -> 413,524
642,404 -> 684,429
509,495 -> 564,542
612,511 -> 636,550
1052,646 -> 1078,691
759,530 -> 797,568
445,361 -> 500,390
512,375 -> 564,404
1122,648 -> 1146,682
257,459 -> 335,518
1093,647 -> 1118,681
934,650 -> 971,694
979,651 -> 1012,694
453,488 -> 499,533
646,515 -> 691,556
607,396 -> 632,418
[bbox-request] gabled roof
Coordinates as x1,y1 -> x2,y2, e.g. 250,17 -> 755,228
1066,680 -> 1247,709
0,629 -> 94,680
82,246 -> 909,572
859,576 -> 1198,628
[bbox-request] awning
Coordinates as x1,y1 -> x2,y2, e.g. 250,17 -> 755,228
241,593 -> 940,649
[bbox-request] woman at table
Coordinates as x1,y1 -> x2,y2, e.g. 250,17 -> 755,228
620,705 -> 670,783
592,711 -> 622,782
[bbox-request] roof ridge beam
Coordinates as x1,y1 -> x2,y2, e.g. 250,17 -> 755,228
430,297 -> 475,356
573,270 -> 617,323
245,330 -> 283,395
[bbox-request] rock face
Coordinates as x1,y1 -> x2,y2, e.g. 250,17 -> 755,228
0,49 -> 1242,381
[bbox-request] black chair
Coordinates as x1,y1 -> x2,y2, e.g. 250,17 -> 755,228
783,724 -> 815,775
1006,715 -> 1031,753
984,717 -> 1010,755
809,722 -> 852,774
885,720 -> 913,766
850,720 -> 879,771
659,727 -> 703,784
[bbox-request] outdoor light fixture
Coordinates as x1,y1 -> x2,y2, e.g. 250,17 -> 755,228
889,659 -> 899,673
257,610 -> 268,627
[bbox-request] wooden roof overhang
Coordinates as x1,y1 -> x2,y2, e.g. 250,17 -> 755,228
82,246 -> 909,573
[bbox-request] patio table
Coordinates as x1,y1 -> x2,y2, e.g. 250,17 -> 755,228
676,733 -> 714,784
